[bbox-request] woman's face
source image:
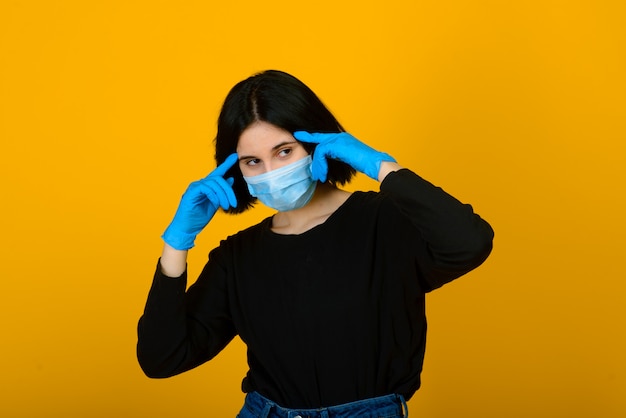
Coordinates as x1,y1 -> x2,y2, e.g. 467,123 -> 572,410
236,121 -> 309,177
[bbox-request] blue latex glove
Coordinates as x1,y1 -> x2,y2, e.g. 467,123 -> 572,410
293,131 -> 396,182
162,153 -> 238,250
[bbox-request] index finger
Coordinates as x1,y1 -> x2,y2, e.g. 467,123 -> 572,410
213,153 -> 239,177
293,131 -> 321,144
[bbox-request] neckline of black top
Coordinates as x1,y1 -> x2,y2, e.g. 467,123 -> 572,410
261,191 -> 368,239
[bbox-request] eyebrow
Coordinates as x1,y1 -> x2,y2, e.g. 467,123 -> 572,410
238,140 -> 299,161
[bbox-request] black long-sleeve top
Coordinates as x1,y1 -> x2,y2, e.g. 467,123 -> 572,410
137,169 -> 494,409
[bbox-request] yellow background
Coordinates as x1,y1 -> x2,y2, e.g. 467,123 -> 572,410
1,1 -> 624,417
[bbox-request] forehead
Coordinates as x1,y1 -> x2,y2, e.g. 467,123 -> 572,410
236,121 -> 297,154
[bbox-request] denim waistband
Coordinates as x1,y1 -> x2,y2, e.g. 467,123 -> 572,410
242,391 -> 408,418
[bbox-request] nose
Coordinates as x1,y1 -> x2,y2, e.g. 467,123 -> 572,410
263,161 -> 278,173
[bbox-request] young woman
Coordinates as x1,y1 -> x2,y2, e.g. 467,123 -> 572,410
137,70 -> 494,418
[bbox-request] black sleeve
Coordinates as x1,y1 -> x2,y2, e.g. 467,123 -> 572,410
381,169 -> 494,291
136,255 -> 236,378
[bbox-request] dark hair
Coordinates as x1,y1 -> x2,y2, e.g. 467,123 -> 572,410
214,70 -> 356,213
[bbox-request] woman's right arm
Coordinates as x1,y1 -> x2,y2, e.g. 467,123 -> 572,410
137,154 -> 239,377
137,249 -> 236,378
159,244 -> 188,278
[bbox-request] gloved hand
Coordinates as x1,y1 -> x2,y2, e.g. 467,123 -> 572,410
162,153 -> 238,250
293,131 -> 396,182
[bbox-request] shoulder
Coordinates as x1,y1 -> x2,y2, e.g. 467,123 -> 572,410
338,189 -> 404,224
208,217 -> 271,261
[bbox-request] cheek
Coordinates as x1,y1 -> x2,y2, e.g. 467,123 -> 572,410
238,162 -> 251,177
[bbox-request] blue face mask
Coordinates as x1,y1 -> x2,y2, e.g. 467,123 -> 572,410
243,155 -> 317,212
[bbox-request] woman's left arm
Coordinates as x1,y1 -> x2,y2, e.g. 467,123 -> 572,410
380,164 -> 494,284
377,161 -> 403,182
293,131 -> 493,282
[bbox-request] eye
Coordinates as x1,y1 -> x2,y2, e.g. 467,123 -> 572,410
277,147 -> 292,158
244,158 -> 261,167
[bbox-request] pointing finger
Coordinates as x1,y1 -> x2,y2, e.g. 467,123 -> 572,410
293,131 -> 321,144
213,153 -> 239,177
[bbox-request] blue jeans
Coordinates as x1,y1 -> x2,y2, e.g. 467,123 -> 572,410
237,391 -> 408,418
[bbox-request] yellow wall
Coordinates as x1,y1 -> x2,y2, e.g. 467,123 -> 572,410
1,1 -> 624,416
